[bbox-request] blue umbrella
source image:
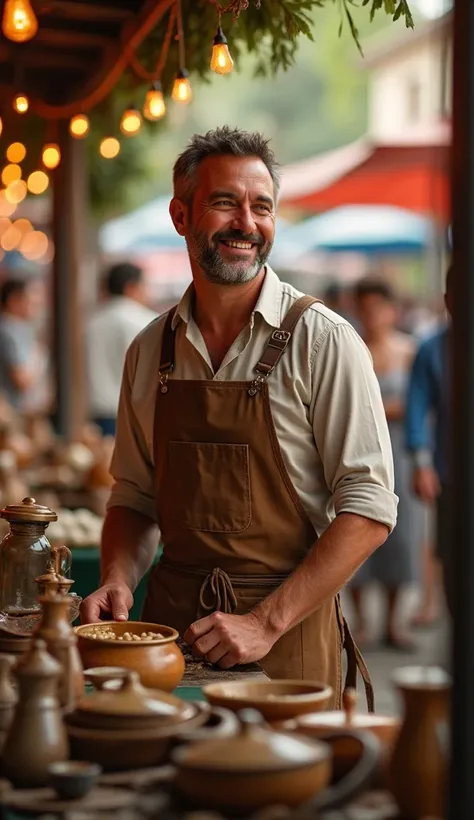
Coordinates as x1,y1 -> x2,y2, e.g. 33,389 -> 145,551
272,205 -> 435,262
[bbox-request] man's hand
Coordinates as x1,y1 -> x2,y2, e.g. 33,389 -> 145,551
183,611 -> 279,669
413,466 -> 441,503
80,582 -> 133,624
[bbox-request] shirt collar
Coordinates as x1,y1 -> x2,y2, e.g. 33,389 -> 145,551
171,265 -> 282,331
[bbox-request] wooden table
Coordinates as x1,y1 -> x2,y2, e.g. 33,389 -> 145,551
175,638 -> 268,700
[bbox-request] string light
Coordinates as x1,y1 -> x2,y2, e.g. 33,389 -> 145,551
143,82 -> 166,121
13,217 -> 32,236
21,230 -> 48,260
6,142 -> 26,163
210,26 -> 233,74
1,164 -> 21,186
99,137 -> 120,159
27,170 -> 49,195
0,190 -> 16,217
5,179 -> 27,204
1,223 -> 22,251
0,217 -> 11,238
172,69 -> 192,104
2,0 -> 38,43
0,117 -> 3,137
42,144 -> 61,170
13,94 -> 29,114
69,114 -> 90,139
120,106 -> 142,136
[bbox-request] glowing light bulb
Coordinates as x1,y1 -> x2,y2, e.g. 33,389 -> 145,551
69,114 -> 90,139
21,230 -> 48,260
120,106 -> 142,136
0,190 -> 16,217
6,142 -> 26,163
1,164 -> 21,186
42,143 -> 61,170
99,137 -> 120,159
172,69 -> 192,104
2,0 -> 38,43
143,82 -> 166,121
13,94 -> 29,114
5,179 -> 27,204
210,27 -> 233,75
0,117 -> 3,137
27,170 -> 49,195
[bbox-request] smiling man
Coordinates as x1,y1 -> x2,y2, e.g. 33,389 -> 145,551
81,127 -> 397,707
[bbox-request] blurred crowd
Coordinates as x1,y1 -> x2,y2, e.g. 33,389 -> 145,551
0,262 -> 452,638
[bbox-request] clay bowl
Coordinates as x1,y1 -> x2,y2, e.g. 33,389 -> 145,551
74,622 -> 184,691
203,679 -> 333,722
48,761 -> 102,800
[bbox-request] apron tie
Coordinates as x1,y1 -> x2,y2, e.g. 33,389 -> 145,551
198,567 -> 238,616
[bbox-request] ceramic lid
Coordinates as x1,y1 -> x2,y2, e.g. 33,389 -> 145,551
76,670 -> 195,724
174,709 -> 329,772
1,497 -> 57,524
296,688 -> 397,731
391,665 -> 451,690
16,638 -> 62,678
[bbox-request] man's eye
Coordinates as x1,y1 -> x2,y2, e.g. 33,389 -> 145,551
214,200 -> 235,207
254,204 -> 271,213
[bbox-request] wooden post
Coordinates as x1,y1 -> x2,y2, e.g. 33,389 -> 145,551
449,0 -> 474,817
52,121 -> 87,440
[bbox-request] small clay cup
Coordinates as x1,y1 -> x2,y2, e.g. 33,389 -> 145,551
48,761 -> 102,800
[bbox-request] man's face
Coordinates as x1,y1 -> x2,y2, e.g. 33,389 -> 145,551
172,155 -> 276,285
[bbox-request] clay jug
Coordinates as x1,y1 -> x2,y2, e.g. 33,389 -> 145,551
389,665 -> 451,819
34,594 -> 84,711
1,638 -> 69,787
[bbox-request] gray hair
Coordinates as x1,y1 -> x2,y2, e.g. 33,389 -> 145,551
173,126 -> 280,203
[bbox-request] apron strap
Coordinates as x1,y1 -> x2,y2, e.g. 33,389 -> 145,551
343,615 -> 375,713
159,305 -> 178,374
255,295 -> 322,377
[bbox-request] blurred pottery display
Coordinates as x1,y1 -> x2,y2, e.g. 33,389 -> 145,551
74,621 -> 185,691
284,687 -> 399,785
0,654 -> 17,749
203,679 -> 333,722
1,638 -> 69,787
389,665 -> 451,820
65,668 -> 210,771
172,708 -> 380,814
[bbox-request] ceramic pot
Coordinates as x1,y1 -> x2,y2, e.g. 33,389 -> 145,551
34,594 -> 84,710
172,708 -> 380,815
389,665 -> 451,819
283,688 -> 399,787
203,679 -> 333,722
75,621 -> 184,690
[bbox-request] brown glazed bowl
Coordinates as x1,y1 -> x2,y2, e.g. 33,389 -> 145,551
203,679 -> 333,722
74,622 -> 184,691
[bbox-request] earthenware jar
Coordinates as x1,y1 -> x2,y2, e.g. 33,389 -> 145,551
1,638 -> 69,787
34,594 -> 83,710
0,497 -> 69,614
389,665 -> 451,819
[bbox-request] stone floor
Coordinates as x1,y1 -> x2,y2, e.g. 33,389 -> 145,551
341,584 -> 449,715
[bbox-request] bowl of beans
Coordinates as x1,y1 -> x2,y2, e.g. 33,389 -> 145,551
74,621 -> 185,691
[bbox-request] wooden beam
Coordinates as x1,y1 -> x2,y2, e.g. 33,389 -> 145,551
34,28 -> 112,49
40,1 -> 134,23
0,45 -> 86,70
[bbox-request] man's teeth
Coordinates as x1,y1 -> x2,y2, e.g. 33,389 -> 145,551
223,240 -> 253,249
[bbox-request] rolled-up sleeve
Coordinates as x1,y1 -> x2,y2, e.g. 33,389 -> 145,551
311,323 -> 398,531
107,341 -> 156,521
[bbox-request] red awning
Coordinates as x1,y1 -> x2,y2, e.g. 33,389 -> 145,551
280,123 -> 451,224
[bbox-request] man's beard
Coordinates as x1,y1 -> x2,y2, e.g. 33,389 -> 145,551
186,226 -> 273,285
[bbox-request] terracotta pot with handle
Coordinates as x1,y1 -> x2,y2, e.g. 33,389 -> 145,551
172,708 -> 380,815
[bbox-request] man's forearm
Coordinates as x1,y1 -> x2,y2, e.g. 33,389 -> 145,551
100,506 -> 159,591
252,512 -> 388,637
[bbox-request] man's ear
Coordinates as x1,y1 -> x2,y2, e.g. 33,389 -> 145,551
169,197 -> 189,237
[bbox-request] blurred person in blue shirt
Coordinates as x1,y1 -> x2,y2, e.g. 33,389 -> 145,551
405,265 -> 452,615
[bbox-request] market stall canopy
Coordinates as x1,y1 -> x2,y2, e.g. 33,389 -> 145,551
280,122 -> 450,224
271,205 -> 435,266
0,0 -> 173,117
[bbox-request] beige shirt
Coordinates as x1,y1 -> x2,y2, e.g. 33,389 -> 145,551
108,267 -> 398,535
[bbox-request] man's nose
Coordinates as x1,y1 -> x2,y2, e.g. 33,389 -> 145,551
231,205 -> 258,235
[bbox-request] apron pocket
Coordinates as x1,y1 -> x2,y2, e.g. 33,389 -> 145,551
168,440 -> 251,533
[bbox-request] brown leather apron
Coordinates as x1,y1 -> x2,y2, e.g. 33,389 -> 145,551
142,295 -> 374,710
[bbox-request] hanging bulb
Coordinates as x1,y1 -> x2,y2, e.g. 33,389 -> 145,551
172,69 -> 192,104
210,27 -> 233,75
6,142 -> 26,163
42,143 -> 61,170
13,94 -> 29,114
2,0 -> 38,43
120,105 -> 142,136
143,82 -> 166,121
99,137 -> 120,159
27,170 -> 49,195
0,116 -> 3,137
69,114 -> 90,139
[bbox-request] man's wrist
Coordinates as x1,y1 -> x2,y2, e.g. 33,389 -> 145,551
412,449 -> 434,470
100,566 -> 133,589
249,602 -> 286,641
